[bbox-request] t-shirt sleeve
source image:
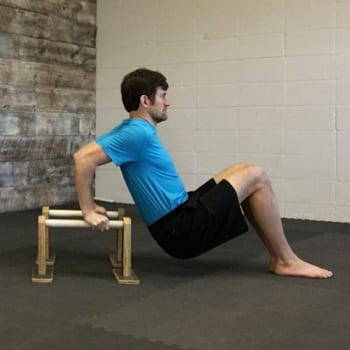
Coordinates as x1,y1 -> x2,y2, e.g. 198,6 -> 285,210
96,125 -> 148,166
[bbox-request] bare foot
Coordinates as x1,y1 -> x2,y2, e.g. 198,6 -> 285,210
270,257 -> 333,279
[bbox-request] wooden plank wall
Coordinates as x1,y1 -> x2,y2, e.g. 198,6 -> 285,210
0,0 -> 96,212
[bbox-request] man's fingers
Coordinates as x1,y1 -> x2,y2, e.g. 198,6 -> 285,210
93,217 -> 110,232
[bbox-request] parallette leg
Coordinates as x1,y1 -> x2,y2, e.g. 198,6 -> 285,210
32,215 -> 53,283
109,208 -> 125,268
35,206 -> 56,266
112,217 -> 139,285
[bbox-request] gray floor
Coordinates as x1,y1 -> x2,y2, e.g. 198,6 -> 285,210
0,203 -> 349,350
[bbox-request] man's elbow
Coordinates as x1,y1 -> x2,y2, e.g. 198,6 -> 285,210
73,149 -> 83,166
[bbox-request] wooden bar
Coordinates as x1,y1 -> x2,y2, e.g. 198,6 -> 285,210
45,219 -> 124,228
48,209 -> 119,219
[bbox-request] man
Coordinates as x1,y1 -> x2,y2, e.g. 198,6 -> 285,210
74,68 -> 332,279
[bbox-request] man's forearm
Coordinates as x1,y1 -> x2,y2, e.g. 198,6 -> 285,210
74,154 -> 96,216
73,142 -> 112,223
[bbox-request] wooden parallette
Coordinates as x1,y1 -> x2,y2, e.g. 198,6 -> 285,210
32,206 -> 139,285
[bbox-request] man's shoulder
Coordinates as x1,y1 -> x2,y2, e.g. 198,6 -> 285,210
122,119 -> 155,138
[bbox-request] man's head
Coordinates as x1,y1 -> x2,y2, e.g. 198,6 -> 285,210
121,67 -> 169,114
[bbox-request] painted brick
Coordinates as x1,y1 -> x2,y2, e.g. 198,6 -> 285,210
196,130 -> 237,153
337,131 -> 350,155
285,131 -> 336,155
336,28 -> 350,53
168,87 -> 197,108
336,81 -> 350,105
198,61 -> 239,85
171,152 -> 197,174
196,108 -> 238,130
157,19 -> 196,43
238,83 -> 284,106
239,58 -> 284,83
286,81 -> 335,106
196,0 -> 238,19
336,107 -> 350,130
198,37 -> 239,62
239,107 -> 284,130
96,109 -> 124,136
283,155 -> 335,180
283,203 -> 335,221
239,33 -> 284,58
197,152 -> 237,175
96,89 -> 120,110
238,131 -> 284,154
337,156 -> 350,181
159,129 -> 196,152
239,7 -> 285,35
197,15 -> 238,39
286,4 -> 336,31
158,0 -> 196,21
283,180 -> 335,204
337,3 -> 350,28
197,85 -> 239,107
285,55 -> 335,81
236,154 -> 284,178
157,42 -> 196,64
157,63 -> 196,87
286,29 -> 335,56
238,0 -> 285,11
336,182 -> 350,205
161,109 -> 196,130
95,0 -> 350,222
336,54 -> 350,80
285,107 -> 335,130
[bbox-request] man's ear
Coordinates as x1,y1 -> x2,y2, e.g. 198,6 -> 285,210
140,95 -> 150,107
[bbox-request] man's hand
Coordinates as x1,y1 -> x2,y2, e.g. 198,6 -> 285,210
93,203 -> 107,215
83,210 -> 110,232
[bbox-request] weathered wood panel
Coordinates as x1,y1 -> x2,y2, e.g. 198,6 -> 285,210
0,5 -> 96,47
0,2 -> 96,213
0,184 -> 76,212
0,58 -> 95,90
0,86 -> 95,113
0,0 -> 97,25
0,136 -> 70,160
0,111 -> 95,136
0,159 -> 75,188
0,135 -> 93,161
0,32 -> 96,71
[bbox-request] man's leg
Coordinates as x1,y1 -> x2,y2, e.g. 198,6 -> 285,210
214,163 -> 333,279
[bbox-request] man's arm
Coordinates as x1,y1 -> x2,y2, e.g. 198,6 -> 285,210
73,141 -> 112,231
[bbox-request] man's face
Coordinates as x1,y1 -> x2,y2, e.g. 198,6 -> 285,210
148,87 -> 170,124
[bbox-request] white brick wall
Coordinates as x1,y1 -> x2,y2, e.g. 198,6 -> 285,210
96,0 -> 350,223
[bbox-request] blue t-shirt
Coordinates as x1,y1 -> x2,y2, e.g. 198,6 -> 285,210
96,118 -> 189,225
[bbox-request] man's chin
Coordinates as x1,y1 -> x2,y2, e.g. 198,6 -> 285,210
153,115 -> 168,124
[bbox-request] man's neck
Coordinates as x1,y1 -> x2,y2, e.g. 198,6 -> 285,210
129,110 -> 157,126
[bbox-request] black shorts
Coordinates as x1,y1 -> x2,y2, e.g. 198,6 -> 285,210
148,179 -> 248,259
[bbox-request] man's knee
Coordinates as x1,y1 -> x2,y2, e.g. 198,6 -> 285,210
214,162 -> 271,198
247,164 -> 271,189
